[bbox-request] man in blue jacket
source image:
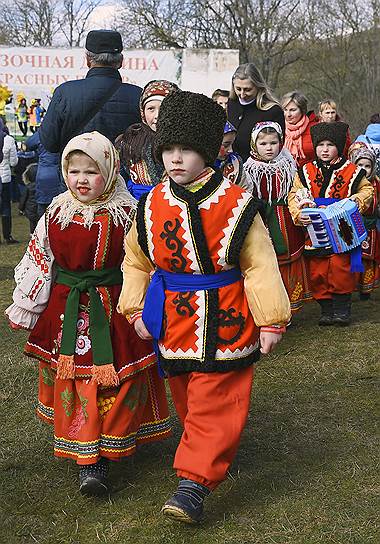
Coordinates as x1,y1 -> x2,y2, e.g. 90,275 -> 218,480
39,30 -> 142,153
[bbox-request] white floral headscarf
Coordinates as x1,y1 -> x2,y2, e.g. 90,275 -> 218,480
49,132 -> 136,229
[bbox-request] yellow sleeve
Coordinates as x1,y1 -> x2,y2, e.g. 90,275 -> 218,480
117,218 -> 155,320
239,214 -> 291,327
351,176 -> 374,213
287,173 -> 305,226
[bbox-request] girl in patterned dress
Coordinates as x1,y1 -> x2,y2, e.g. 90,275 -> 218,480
244,121 -> 311,313
6,132 -> 170,496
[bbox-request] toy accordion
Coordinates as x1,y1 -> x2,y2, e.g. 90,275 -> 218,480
300,198 -> 367,253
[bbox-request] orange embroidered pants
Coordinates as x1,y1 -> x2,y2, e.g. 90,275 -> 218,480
168,365 -> 254,490
308,254 -> 356,299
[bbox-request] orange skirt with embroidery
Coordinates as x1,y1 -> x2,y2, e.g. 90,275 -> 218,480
37,362 -> 171,465
357,261 -> 380,293
279,258 -> 312,313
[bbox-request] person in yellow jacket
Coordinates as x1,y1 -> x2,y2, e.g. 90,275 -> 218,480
118,90 -> 291,524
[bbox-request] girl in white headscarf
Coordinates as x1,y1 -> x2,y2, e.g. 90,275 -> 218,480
244,121 -> 311,313
6,132 -> 170,496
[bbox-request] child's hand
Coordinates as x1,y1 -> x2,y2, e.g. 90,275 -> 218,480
134,318 -> 153,340
260,331 -> 283,354
9,321 -> 30,331
299,213 -> 312,226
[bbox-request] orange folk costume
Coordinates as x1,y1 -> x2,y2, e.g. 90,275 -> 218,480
118,168 -> 291,490
6,133 -> 170,467
289,159 -> 373,300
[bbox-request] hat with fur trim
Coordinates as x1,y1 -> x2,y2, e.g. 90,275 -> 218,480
155,90 -> 226,165
310,121 -> 349,156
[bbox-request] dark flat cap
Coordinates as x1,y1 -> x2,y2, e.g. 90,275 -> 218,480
85,30 -> 123,54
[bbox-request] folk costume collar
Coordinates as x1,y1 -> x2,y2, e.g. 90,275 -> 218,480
169,168 -> 223,204
245,122 -> 296,204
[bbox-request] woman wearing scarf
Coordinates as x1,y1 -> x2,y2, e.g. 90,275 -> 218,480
6,132 -> 170,496
282,91 -> 318,167
244,121 -> 311,312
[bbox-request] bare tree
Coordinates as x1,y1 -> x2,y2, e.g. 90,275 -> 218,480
0,0 -> 59,46
61,0 -> 104,47
116,0 -> 307,87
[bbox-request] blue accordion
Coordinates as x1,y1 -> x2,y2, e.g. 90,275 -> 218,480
301,198 -> 367,253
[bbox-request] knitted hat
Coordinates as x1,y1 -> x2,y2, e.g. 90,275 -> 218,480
310,122 -> 348,156
155,90 -> 226,165
348,142 -> 376,178
140,80 -> 179,123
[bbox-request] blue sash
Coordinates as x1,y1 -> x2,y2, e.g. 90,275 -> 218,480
314,197 -> 364,272
127,179 -> 154,200
142,267 -> 242,341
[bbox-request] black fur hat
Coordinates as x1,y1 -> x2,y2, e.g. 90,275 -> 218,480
154,90 -> 226,165
310,121 -> 349,156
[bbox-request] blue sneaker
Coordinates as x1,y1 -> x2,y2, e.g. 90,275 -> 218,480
161,479 -> 210,524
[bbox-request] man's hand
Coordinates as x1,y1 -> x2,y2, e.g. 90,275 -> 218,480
260,331 -> 283,354
134,317 -> 153,340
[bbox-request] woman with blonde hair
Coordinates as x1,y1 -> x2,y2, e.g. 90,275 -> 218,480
227,63 -> 285,162
282,90 -> 318,167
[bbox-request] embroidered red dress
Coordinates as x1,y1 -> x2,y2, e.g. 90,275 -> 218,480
252,171 -> 311,312
6,209 -> 170,464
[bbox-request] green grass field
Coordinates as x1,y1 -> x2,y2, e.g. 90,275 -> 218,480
0,209 -> 379,544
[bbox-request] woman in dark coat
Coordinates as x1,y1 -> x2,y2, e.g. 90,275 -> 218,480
227,63 -> 285,162
24,131 -> 63,217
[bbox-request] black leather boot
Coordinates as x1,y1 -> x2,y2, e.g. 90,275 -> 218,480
332,294 -> 351,326
318,299 -> 333,326
2,217 -> 19,244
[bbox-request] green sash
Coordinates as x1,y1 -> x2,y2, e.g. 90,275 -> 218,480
262,200 -> 288,255
56,266 -> 123,367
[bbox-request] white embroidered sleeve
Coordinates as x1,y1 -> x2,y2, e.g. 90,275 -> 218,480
5,215 -> 55,329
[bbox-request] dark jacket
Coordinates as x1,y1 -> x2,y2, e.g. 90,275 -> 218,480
19,182 -> 38,223
39,67 -> 142,153
25,132 -> 63,205
227,99 -> 285,162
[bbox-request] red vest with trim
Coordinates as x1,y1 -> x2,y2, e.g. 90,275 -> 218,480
137,172 -> 260,375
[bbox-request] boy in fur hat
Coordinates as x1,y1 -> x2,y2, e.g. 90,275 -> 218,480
288,122 -> 373,325
118,91 -> 291,523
